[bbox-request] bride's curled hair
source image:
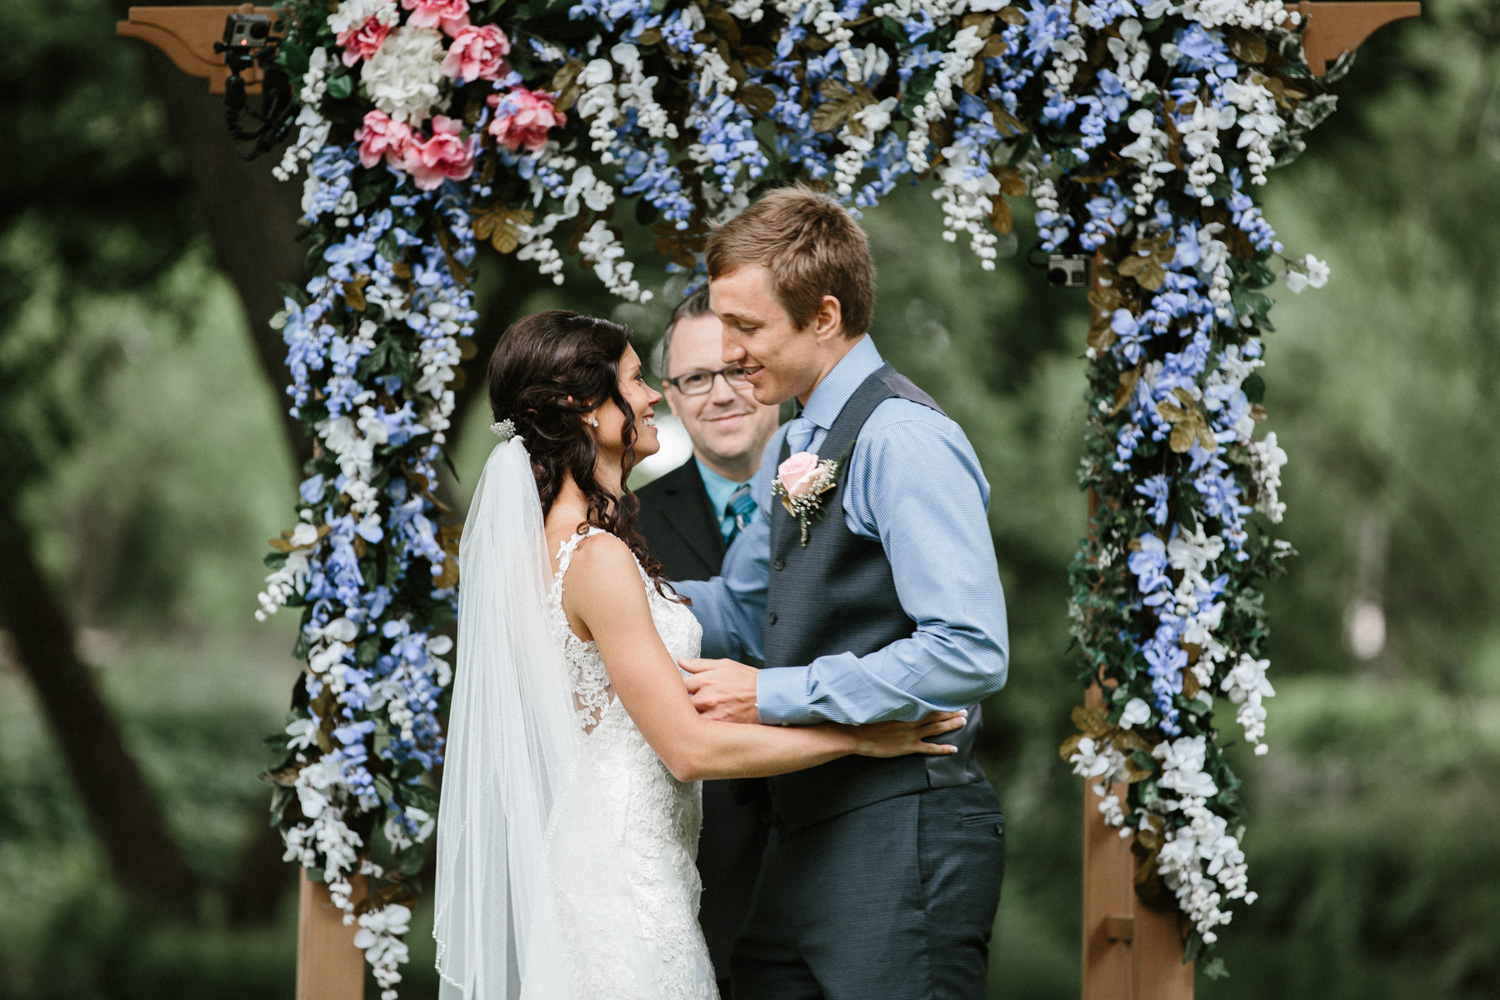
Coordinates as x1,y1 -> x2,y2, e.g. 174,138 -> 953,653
487,310 -> 673,594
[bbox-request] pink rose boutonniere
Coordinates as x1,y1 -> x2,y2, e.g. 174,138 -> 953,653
772,451 -> 840,547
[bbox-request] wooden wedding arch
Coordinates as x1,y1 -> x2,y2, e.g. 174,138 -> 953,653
119,4 -> 1419,998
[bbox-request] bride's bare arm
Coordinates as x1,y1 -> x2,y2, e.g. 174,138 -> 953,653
561,534 -> 963,782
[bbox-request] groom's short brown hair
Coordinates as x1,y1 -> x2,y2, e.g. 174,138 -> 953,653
705,186 -> 875,338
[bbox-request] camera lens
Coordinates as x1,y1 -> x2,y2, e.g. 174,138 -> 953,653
1047,267 -> 1067,287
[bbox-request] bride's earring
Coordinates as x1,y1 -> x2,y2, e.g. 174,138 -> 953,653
587,415 -> 599,428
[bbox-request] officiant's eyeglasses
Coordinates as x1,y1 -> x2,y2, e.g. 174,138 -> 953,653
662,366 -> 752,395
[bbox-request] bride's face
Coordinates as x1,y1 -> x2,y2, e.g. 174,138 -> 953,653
592,344 -> 662,462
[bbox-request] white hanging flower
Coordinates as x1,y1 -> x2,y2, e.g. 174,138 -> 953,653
933,141 -> 1002,268
383,806 -> 435,851
285,715 -> 320,750
1176,0 -> 1296,32
1069,735 -> 1128,783
1154,734 -> 1217,798
1094,783 -> 1129,828
611,43 -> 677,141
1221,654 -> 1275,752
577,219 -> 650,301
1306,255 -> 1331,287
355,903 -> 414,1000
361,26 -> 450,124
1119,697 -> 1152,729
724,0 -> 764,22
1249,430 -> 1288,522
1224,76 -> 1283,186
273,48 -> 333,182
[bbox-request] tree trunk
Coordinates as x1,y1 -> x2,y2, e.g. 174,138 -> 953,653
225,820 -> 295,926
0,497 -> 200,917
136,39 -> 313,469
130,29 -> 312,920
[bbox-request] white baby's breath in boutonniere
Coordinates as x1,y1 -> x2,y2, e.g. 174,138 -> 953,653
772,451 -> 840,547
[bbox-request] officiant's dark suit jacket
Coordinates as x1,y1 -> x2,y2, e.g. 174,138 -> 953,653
635,457 -> 769,997
635,457 -> 726,582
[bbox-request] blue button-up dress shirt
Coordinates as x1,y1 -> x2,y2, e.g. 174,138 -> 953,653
674,336 -> 1010,725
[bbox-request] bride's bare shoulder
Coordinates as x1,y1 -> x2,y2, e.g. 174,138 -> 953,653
561,532 -> 651,627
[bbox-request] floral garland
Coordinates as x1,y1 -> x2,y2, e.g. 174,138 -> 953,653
254,0 -> 1338,990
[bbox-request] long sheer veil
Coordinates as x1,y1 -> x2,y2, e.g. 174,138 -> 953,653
433,427 -> 579,999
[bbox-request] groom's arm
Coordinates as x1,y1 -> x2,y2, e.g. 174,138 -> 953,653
670,428 -> 784,662
755,404 -> 1010,725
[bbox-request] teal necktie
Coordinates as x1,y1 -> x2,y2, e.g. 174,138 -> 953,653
725,482 -> 756,545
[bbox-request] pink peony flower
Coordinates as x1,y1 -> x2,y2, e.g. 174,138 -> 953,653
486,88 -> 566,153
777,452 -> 823,498
440,24 -> 511,83
355,109 -> 413,169
337,16 -> 392,67
401,115 -> 476,190
400,0 -> 470,37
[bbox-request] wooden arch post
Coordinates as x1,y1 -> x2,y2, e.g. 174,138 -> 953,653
118,4 -> 1420,998
1078,10 -> 1421,1000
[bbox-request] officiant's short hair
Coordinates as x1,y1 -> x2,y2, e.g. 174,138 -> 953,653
706,186 -> 874,338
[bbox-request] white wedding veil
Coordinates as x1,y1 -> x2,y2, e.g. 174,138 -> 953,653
433,426 -> 580,1000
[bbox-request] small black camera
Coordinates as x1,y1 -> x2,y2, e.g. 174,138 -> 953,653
223,13 -> 274,50
1047,255 -> 1090,288
218,13 -> 276,72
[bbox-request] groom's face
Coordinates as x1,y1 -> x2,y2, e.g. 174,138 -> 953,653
709,264 -> 821,407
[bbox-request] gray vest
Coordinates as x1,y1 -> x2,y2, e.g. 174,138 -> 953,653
763,364 -> 986,830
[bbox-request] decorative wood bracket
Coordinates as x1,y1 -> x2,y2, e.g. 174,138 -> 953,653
1297,2 -> 1423,76
116,4 -> 282,95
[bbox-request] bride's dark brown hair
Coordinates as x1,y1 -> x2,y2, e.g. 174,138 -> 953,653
487,310 -> 676,596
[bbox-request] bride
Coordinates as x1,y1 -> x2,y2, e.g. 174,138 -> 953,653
432,310 -> 964,1000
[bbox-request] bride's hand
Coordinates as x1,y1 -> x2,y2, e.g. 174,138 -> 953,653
841,711 -> 968,758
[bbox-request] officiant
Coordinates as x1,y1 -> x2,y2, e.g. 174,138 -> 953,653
636,286 -> 781,999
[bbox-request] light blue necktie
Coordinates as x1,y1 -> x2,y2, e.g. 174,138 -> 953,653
786,415 -> 816,455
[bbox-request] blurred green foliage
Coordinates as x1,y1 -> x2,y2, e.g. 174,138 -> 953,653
3,0 -> 1500,996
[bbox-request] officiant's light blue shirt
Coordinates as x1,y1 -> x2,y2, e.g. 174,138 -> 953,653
674,336 -> 1010,725
695,458 -> 750,541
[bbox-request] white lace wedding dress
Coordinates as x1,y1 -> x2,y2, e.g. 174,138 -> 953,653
543,528 -> 719,1000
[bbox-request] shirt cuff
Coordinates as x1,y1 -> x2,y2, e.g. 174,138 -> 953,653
755,666 -> 817,725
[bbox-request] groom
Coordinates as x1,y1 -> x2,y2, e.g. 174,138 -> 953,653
675,187 -> 1010,1000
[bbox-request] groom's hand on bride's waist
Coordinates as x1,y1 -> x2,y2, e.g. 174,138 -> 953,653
679,657 -> 760,724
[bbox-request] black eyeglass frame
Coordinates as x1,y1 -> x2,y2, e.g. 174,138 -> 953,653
661,365 -> 752,396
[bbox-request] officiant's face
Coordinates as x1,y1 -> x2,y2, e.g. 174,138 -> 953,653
710,264 -> 825,407
662,312 -> 780,474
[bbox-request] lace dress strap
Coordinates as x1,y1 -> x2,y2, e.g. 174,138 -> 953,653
549,527 -> 617,733
553,526 -> 608,588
